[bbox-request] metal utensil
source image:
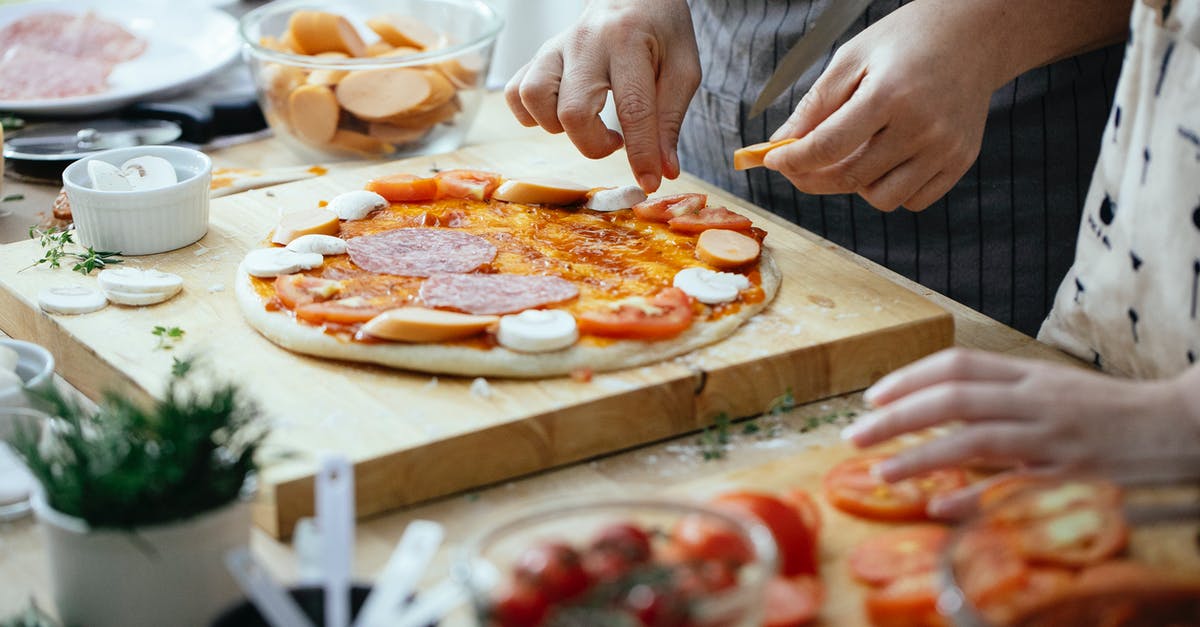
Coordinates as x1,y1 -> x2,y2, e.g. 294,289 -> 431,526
748,0 -> 875,119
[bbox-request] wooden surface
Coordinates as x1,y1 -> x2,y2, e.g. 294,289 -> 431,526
0,134 -> 954,539
0,92 -> 1084,623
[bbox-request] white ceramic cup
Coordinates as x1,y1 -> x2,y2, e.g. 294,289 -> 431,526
62,145 -> 212,256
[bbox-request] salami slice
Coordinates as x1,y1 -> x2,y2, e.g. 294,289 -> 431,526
346,228 -> 496,276
420,273 -> 579,315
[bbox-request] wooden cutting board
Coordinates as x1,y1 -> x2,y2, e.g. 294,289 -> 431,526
0,138 -> 952,538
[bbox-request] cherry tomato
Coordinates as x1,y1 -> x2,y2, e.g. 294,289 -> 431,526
514,542 -> 592,602
435,169 -> 502,200
582,548 -> 636,583
764,575 -> 824,627
491,583 -> 549,627
672,559 -> 739,595
365,173 -> 439,202
667,514 -> 754,567
620,583 -> 690,627
589,523 -> 653,565
631,193 -> 707,223
863,571 -> 947,627
274,274 -> 342,309
823,454 -> 969,522
667,206 -> 753,234
849,525 -> 950,586
294,301 -> 387,325
713,491 -> 818,577
578,287 -> 695,340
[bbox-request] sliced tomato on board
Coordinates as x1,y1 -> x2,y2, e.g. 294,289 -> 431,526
976,567 -> 1075,627
712,491 -> 819,577
979,477 -> 1121,513
863,571 -> 948,627
764,575 -> 824,627
951,527 -> 1028,609
631,193 -> 707,223
979,479 -> 1128,568
294,301 -> 388,325
365,173 -> 439,202
274,274 -> 342,309
823,454 -> 969,522
434,169 -> 502,200
577,287 -> 694,340
849,525 -> 950,586
667,206 -> 753,234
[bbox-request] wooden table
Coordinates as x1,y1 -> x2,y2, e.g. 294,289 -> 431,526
0,92 -> 1079,623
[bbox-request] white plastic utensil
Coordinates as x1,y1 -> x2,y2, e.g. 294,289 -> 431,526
389,577 -> 470,627
225,548 -> 316,627
317,454 -> 355,627
353,520 -> 445,627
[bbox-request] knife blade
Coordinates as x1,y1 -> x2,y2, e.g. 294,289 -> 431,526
748,0 -> 875,119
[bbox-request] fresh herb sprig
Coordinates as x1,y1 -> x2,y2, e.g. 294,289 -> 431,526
3,194 -> 23,202
25,226 -> 123,275
697,412 -> 732,460
152,325 -> 185,350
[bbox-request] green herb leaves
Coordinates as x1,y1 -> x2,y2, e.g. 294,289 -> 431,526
152,325 -> 185,350
26,226 -> 123,276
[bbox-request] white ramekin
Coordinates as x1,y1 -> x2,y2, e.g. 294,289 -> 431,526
62,145 -> 212,256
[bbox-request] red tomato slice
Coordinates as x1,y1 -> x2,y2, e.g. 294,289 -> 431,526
849,525 -> 950,586
577,287 -> 694,340
667,206 -> 753,234
951,527 -> 1028,609
764,575 -> 823,627
365,173 -> 439,202
274,274 -> 342,309
781,488 -> 822,538
295,301 -> 388,325
823,454 -> 969,522
976,567 -> 1075,626
863,572 -> 948,627
979,477 -> 1121,513
434,169 -> 502,200
980,479 -> 1128,568
631,193 -> 707,223
666,513 -> 754,567
713,491 -> 819,577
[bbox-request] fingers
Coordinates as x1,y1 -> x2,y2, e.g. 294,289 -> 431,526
781,126 -> 910,196
557,50 -> 624,159
657,52 -> 700,181
762,94 -> 888,180
925,467 -> 1059,519
610,51 -> 663,192
876,424 -> 1051,483
504,64 -> 536,127
900,169 -> 957,212
770,51 -> 865,142
844,381 -> 1028,448
517,50 -> 567,134
864,348 -> 1030,408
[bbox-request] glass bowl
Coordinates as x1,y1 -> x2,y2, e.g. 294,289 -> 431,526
456,498 -> 778,627
938,476 -> 1200,627
239,0 -> 502,162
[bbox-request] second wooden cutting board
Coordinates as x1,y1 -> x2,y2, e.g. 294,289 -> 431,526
0,138 -> 952,538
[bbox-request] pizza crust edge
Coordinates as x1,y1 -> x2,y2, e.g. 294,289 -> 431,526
234,250 -> 781,379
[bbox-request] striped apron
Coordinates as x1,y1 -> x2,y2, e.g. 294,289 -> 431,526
678,0 -> 1124,336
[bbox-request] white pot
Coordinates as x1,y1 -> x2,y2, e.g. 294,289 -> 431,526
34,495 -> 250,627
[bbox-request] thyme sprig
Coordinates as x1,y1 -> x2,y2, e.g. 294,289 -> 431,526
25,226 -> 123,275
152,325 -> 185,350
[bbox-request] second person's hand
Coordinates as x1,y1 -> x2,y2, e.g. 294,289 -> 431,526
504,0 -> 701,193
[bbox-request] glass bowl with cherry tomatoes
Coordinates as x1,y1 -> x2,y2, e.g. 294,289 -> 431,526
937,476 -> 1200,627
455,498 -> 779,627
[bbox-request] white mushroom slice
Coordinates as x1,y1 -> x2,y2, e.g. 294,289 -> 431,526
672,267 -> 751,305
585,185 -> 648,212
496,309 -> 579,353
242,248 -> 324,278
87,160 -> 132,191
286,234 -> 348,256
0,345 -> 17,372
103,289 -> 178,307
97,268 -> 183,296
328,190 -> 389,221
38,286 -> 108,315
121,156 -> 177,191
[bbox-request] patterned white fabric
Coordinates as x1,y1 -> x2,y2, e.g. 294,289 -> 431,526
1041,0 -> 1200,378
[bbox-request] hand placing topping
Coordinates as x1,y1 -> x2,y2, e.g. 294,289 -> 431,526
497,309 -> 579,353
672,267 -> 751,304
328,190 -> 388,221
286,234 -> 348,256
243,248 -> 324,277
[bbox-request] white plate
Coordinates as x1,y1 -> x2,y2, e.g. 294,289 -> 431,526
0,0 -> 240,115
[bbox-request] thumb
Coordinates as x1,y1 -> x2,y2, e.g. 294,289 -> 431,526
769,52 -> 864,141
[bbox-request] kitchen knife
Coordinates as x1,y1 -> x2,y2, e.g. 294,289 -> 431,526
748,0 -> 875,119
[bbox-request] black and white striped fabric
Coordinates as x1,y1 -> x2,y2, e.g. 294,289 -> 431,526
677,0 -> 1124,336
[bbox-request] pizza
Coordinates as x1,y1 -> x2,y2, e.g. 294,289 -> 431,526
234,169 -> 781,378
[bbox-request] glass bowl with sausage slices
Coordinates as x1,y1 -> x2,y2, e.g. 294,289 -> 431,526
456,498 -> 779,627
239,0 -> 501,161
937,476 -> 1200,627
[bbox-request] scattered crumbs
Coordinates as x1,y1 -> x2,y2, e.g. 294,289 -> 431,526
265,191 -> 275,198
470,377 -> 492,399
423,376 -> 438,390
208,283 -> 225,293
595,377 -> 637,392
193,246 -> 209,256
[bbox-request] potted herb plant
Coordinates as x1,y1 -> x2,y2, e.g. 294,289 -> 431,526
5,359 -> 265,627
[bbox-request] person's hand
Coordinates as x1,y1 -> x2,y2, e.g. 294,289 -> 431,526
763,0 -> 1004,212
505,0 -> 700,193
841,348 -> 1200,518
